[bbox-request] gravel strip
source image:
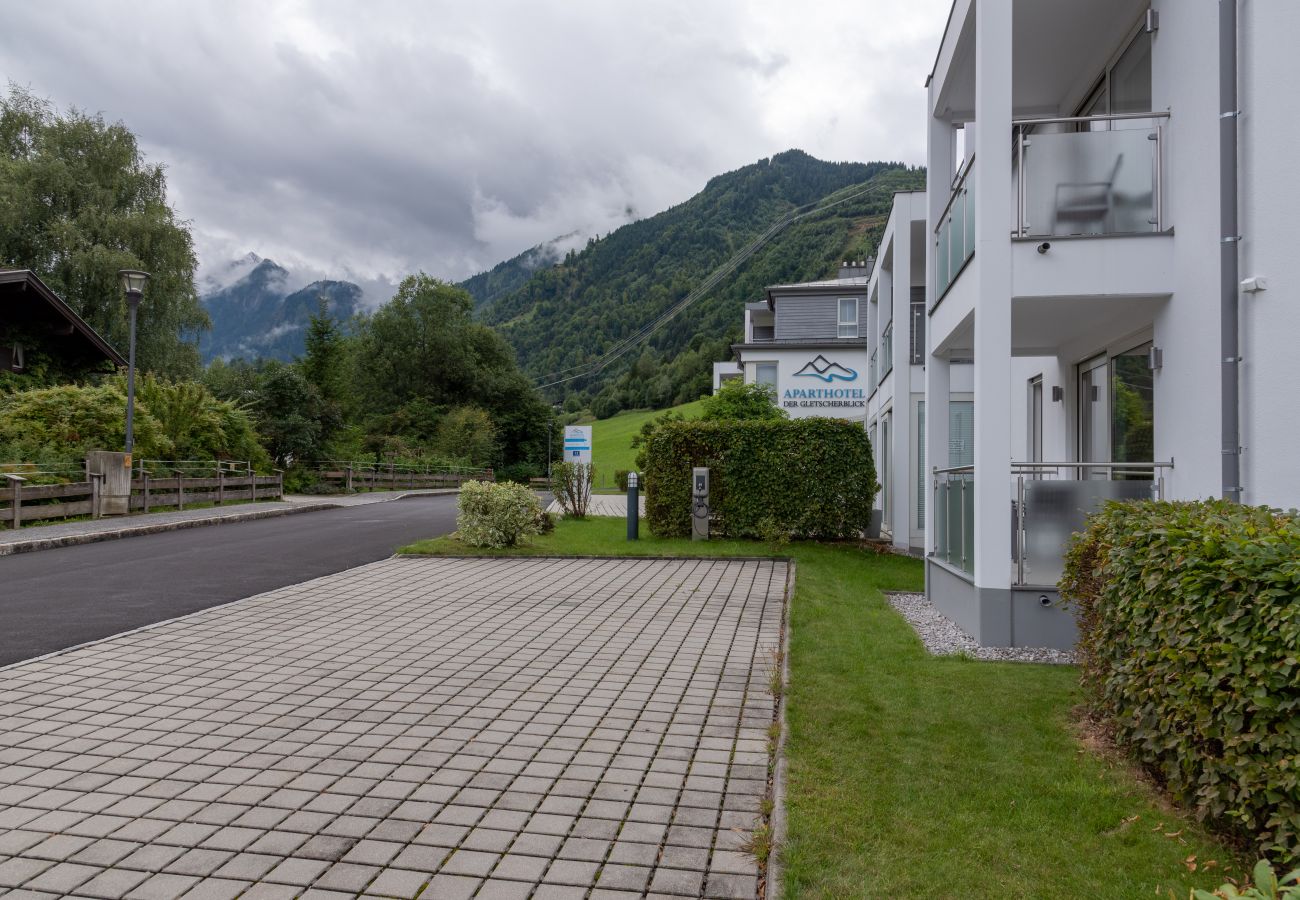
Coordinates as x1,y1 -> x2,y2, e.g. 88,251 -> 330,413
885,591 -> 1075,664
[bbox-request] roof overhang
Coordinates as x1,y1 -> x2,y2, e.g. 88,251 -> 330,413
0,270 -> 127,367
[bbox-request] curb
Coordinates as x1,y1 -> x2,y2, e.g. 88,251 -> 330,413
0,489 -> 465,558
766,559 -> 794,900
0,502 -> 340,557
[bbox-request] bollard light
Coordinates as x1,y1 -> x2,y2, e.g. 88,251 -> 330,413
626,471 -> 640,540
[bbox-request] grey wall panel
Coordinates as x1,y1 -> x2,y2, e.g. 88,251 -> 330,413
775,296 -> 838,340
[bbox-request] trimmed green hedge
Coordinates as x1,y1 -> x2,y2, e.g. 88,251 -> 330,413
643,418 -> 876,539
1060,500 -> 1300,862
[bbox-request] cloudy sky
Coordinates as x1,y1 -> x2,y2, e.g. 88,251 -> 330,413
2,0 -> 949,300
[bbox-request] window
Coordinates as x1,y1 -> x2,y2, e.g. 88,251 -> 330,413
916,400 -> 926,529
755,363 -> 777,388
949,400 -> 974,467
1075,24 -> 1152,124
1028,376 -> 1043,463
909,288 -> 925,365
838,298 -> 858,338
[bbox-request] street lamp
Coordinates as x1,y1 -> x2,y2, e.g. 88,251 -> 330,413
118,269 -> 149,456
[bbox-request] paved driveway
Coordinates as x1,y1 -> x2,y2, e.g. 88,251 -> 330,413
0,556 -> 787,900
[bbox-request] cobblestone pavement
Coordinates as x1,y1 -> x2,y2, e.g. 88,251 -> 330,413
0,556 -> 787,899
544,497 -> 645,518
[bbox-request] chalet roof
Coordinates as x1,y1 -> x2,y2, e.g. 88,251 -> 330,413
0,269 -> 128,367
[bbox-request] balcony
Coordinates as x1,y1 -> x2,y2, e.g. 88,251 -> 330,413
934,157 -> 975,302
750,325 -> 775,341
878,322 -> 893,385
1014,112 -> 1168,238
933,460 -> 1172,585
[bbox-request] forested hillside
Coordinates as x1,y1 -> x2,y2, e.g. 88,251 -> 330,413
479,150 -> 925,416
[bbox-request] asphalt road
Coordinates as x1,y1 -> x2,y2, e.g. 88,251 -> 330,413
0,494 -> 460,668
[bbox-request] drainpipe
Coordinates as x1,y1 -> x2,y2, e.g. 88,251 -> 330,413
1219,0 -> 1242,502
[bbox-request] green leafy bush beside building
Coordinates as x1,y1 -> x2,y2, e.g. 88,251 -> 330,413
643,418 -> 876,539
1060,500 -> 1300,863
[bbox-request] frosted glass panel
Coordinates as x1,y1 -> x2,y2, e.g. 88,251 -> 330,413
1022,125 -> 1157,236
1021,479 -> 1154,585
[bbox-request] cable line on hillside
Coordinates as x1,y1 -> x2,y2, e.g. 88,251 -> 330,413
532,180 -> 884,390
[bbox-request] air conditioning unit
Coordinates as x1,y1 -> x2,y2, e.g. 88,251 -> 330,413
0,342 -> 25,373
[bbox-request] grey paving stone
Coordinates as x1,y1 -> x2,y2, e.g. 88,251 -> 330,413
314,861 -> 380,892
125,872 -> 202,900
77,866 -> 153,899
0,557 -> 786,899
421,873 -> 480,899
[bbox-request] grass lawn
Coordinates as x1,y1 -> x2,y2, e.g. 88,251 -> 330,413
401,518 -> 1240,899
589,399 -> 705,489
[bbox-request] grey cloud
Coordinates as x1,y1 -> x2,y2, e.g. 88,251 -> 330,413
1,0 -> 949,304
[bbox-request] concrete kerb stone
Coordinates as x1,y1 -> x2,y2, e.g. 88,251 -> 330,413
0,489 -> 459,558
764,560 -> 794,900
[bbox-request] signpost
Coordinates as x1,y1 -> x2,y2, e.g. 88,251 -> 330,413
563,425 -> 593,463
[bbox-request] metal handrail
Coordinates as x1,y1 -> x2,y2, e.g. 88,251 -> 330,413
1012,110 -> 1170,127
932,464 -> 974,476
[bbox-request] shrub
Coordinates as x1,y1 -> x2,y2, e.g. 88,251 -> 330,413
614,469 -> 631,492
1060,500 -> 1300,862
456,480 -> 543,548
699,379 -> 787,422
643,418 -> 876,539
1193,859 -> 1300,899
495,462 -> 542,485
0,382 -> 171,461
551,461 -> 594,518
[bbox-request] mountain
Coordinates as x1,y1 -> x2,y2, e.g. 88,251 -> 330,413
476,149 -> 925,412
459,232 -> 580,310
200,257 -> 363,362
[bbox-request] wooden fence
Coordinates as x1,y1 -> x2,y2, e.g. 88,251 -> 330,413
2,470 -> 283,530
316,464 -> 493,492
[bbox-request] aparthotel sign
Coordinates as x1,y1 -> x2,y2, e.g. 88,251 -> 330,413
784,354 -> 865,409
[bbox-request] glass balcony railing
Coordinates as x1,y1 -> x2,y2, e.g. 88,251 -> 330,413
932,466 -> 974,575
1011,461 -> 1170,586
935,158 -> 975,300
1014,112 -> 1168,238
879,322 -> 893,385
750,325 -> 775,341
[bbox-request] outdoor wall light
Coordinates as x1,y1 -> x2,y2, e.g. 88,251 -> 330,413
1037,242 -> 1051,255
1051,385 -> 1064,402
1149,346 -> 1164,371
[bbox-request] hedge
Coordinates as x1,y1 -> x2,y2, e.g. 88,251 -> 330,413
1060,500 -> 1300,862
643,418 -> 876,539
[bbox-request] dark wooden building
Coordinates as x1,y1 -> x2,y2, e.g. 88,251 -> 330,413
0,269 -> 126,383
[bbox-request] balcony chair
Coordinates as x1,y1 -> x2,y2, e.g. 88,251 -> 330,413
1051,153 -> 1124,236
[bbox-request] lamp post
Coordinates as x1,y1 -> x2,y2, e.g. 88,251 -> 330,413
118,269 -> 149,456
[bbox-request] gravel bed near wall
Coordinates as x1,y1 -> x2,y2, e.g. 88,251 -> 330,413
885,591 -> 1076,664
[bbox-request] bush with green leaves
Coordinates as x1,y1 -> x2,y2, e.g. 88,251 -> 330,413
1060,500 -> 1300,862
0,382 -> 170,463
455,479 -> 543,549
550,461 -> 594,518
699,378 -> 787,422
1193,859 -> 1300,899
643,418 -> 876,539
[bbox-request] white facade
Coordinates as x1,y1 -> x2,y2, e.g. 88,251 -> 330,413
923,0 -> 1300,648
730,272 -> 871,422
712,361 -> 742,392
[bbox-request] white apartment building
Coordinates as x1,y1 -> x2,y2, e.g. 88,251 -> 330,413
864,191 -> 962,554
923,0 -> 1299,648
729,265 -> 872,421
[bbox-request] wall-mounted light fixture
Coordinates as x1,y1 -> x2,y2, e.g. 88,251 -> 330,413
1051,385 -> 1064,402
1148,346 -> 1164,371
1037,242 -> 1051,255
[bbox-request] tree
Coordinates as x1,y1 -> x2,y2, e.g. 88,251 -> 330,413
300,297 -> 347,408
699,379 -> 788,422
433,407 -> 497,466
0,85 -> 207,378
253,362 -> 325,467
352,274 -> 551,469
